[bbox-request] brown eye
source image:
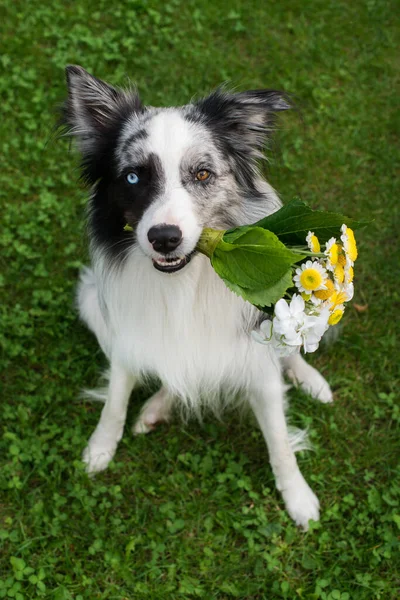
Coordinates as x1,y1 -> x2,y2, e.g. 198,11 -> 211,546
195,169 -> 211,182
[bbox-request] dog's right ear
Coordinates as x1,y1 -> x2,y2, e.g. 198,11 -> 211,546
62,65 -> 142,152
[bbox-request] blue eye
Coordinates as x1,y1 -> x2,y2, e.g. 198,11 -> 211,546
126,172 -> 139,185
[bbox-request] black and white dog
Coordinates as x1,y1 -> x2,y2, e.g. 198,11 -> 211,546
63,66 -> 333,529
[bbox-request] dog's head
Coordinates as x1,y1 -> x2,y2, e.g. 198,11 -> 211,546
63,66 -> 289,273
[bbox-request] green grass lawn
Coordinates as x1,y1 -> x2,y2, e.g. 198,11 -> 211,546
1,0 -> 399,598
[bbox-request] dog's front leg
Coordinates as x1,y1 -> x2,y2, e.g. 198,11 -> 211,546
82,362 -> 137,474
248,365 -> 320,529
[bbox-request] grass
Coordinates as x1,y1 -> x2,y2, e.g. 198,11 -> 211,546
0,0 -> 399,598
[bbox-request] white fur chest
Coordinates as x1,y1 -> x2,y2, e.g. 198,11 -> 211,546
96,252 -> 258,398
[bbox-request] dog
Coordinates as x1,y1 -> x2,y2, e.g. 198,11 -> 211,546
62,65 -> 333,529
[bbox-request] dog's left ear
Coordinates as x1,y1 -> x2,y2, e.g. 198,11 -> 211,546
194,88 -> 290,160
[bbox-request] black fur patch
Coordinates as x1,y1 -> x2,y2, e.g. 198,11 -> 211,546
186,88 -> 290,196
60,65 -> 145,185
88,153 -> 165,261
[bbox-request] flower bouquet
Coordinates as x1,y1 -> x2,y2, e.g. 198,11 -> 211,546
196,199 -> 365,356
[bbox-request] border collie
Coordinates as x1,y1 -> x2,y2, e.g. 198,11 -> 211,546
62,66 -> 333,529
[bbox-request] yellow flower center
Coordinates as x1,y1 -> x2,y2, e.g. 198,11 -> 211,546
345,266 -> 354,283
314,279 -> 335,300
334,264 -> 345,284
328,243 -> 339,266
299,268 -> 323,291
328,309 -> 344,326
346,228 -> 358,262
310,235 -> 320,253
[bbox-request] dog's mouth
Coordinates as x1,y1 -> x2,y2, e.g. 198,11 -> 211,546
152,254 -> 192,273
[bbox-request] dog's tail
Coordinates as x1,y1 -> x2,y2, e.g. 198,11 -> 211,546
80,369 -> 110,403
287,426 -> 313,453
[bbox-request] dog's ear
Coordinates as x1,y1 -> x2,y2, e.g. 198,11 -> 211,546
62,65 -> 142,151
194,88 -> 290,160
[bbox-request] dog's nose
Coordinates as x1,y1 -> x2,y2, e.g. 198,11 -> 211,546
147,224 -> 183,254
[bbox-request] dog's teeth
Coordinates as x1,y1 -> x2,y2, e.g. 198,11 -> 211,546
155,257 -> 184,266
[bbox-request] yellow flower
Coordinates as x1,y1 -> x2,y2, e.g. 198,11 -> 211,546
306,231 -> 321,253
329,290 -> 347,309
325,237 -> 339,270
294,261 -> 328,293
341,225 -> 358,263
334,264 -> 345,284
337,244 -> 346,267
314,278 -> 335,300
345,265 -> 354,283
300,269 -> 323,291
328,308 -> 344,325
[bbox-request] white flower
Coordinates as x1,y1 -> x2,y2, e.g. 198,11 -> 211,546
251,319 -> 273,345
301,307 -> 330,353
252,295 -> 330,356
251,319 -> 299,357
273,295 -> 329,355
273,294 -> 305,347
293,260 -> 328,293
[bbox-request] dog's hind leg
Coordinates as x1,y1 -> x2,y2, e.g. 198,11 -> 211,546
132,387 -> 174,435
77,266 -> 110,358
82,362 -> 137,474
248,357 -> 320,529
282,354 -> 333,403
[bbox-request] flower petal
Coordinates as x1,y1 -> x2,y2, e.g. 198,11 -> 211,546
274,298 -> 291,321
290,294 -> 305,315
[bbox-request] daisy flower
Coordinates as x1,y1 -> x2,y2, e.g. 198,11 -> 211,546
341,224 -> 358,263
325,237 -> 339,271
293,260 -> 328,293
306,231 -> 321,253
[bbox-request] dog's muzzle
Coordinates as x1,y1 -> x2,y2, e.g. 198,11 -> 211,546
148,224 -> 190,273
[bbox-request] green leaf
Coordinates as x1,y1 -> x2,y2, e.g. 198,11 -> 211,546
222,269 -> 293,307
211,228 -> 303,290
10,557 -> 25,572
254,199 -> 369,244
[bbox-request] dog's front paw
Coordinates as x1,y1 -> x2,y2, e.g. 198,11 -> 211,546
82,439 -> 116,474
287,364 -> 333,403
302,370 -> 333,404
280,471 -> 320,530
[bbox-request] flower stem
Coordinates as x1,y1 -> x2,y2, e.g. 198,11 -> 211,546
290,247 -> 325,258
196,228 -> 225,258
